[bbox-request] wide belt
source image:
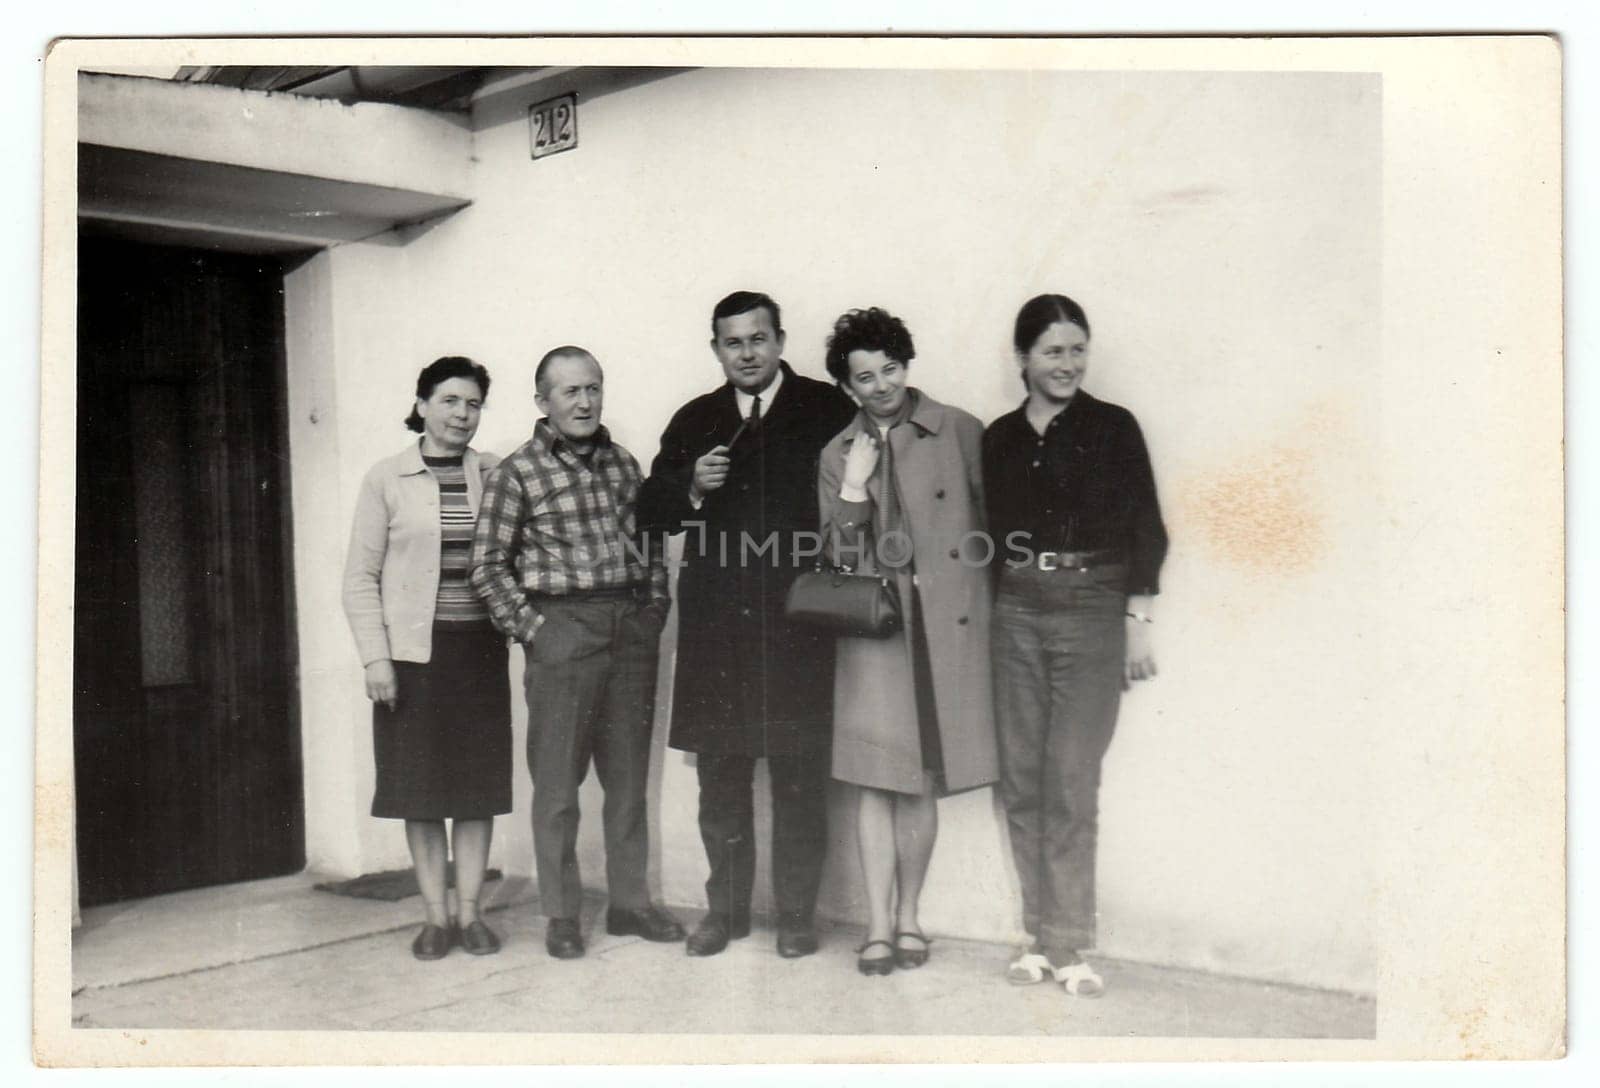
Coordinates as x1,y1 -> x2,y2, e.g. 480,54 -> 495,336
1030,549 -> 1121,572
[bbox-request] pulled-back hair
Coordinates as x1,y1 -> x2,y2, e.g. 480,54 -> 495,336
824,307 -> 916,383
1013,294 -> 1090,354
404,356 -> 490,432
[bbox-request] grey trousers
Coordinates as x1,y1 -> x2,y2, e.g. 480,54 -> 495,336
992,564 -> 1127,961
523,591 -> 665,921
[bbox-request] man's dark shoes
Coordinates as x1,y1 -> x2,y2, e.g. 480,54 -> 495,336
458,919 -> 502,956
776,923 -> 819,959
606,905 -> 687,942
411,923 -> 452,961
545,917 -> 585,959
685,912 -> 751,957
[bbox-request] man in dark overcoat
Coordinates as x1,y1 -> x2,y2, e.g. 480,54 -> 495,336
638,291 -> 855,958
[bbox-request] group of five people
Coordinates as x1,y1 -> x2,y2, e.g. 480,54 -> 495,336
341,289 -> 1167,999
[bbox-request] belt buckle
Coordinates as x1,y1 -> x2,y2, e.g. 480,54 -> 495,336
1037,551 -> 1059,572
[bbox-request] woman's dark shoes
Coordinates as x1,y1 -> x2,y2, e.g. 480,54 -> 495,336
856,939 -> 896,976
545,917 -> 585,959
776,924 -> 819,959
411,923 -> 452,961
605,905 -> 687,942
685,912 -> 751,957
458,919 -> 502,956
893,930 -> 931,969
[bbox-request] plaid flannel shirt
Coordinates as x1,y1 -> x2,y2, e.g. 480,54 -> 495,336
469,419 -> 668,643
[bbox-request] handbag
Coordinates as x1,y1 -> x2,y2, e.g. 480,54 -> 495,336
784,564 -> 902,639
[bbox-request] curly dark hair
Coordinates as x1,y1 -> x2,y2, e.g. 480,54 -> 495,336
823,307 -> 916,383
404,356 -> 491,432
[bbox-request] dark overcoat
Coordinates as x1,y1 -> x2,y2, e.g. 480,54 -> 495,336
638,363 -> 857,757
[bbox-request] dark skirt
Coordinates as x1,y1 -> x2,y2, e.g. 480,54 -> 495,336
371,622 -> 513,820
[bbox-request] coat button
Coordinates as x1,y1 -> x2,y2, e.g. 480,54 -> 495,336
948,548 -> 959,559
935,489 -> 945,499
957,616 -> 969,625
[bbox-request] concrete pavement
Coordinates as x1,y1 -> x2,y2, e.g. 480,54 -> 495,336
70,872 -> 1375,1038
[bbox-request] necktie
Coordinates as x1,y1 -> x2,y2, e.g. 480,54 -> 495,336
749,393 -> 762,430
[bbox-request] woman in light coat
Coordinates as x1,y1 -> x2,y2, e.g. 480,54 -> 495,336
342,356 -> 510,961
817,307 -> 999,975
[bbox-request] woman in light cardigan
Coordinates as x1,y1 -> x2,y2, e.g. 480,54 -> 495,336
342,356 -> 510,960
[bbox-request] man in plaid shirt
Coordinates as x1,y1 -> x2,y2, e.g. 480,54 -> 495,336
469,346 -> 682,960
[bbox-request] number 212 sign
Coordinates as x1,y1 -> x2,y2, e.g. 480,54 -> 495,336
529,94 -> 578,160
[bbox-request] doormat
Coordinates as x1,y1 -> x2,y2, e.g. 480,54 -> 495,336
313,866 -> 504,902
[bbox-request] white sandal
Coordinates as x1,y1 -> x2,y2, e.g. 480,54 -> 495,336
1006,951 -> 1054,985
1053,960 -> 1105,999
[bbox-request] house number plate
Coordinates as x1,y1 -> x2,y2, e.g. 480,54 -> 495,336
529,94 -> 578,159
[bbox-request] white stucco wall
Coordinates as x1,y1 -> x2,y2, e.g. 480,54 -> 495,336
294,67 -> 1380,992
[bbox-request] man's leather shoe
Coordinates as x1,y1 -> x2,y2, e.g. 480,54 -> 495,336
776,925 -> 819,959
685,913 -> 751,957
411,923 -> 452,961
606,905 -> 687,942
545,917 -> 585,959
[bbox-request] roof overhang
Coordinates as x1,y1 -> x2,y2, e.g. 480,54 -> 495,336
78,72 -> 475,257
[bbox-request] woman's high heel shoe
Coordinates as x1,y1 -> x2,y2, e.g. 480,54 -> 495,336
893,930 -> 931,969
856,939 -> 896,976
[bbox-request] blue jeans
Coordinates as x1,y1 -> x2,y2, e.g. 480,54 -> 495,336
992,564 -> 1127,961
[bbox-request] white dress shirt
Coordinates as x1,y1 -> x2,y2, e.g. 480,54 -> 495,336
689,367 -> 786,507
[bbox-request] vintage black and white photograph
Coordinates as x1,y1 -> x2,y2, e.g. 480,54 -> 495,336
33,34 -> 1564,1067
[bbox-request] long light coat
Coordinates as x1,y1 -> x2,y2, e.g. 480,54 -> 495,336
818,390 -> 998,795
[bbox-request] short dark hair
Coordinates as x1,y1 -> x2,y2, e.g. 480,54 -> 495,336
405,356 -> 490,432
824,307 -> 916,383
711,291 -> 782,337
534,346 -> 599,395
1013,294 -> 1091,354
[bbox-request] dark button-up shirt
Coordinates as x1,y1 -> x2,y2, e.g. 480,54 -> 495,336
469,419 -> 667,642
982,389 -> 1168,595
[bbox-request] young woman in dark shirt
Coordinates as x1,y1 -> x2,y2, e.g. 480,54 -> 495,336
982,295 -> 1168,998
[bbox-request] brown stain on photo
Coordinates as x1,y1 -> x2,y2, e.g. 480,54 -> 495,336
1183,443 -> 1321,575
1454,1001 -> 1488,1059
1177,400 -> 1349,577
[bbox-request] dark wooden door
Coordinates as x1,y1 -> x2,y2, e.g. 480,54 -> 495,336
74,238 -> 304,906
